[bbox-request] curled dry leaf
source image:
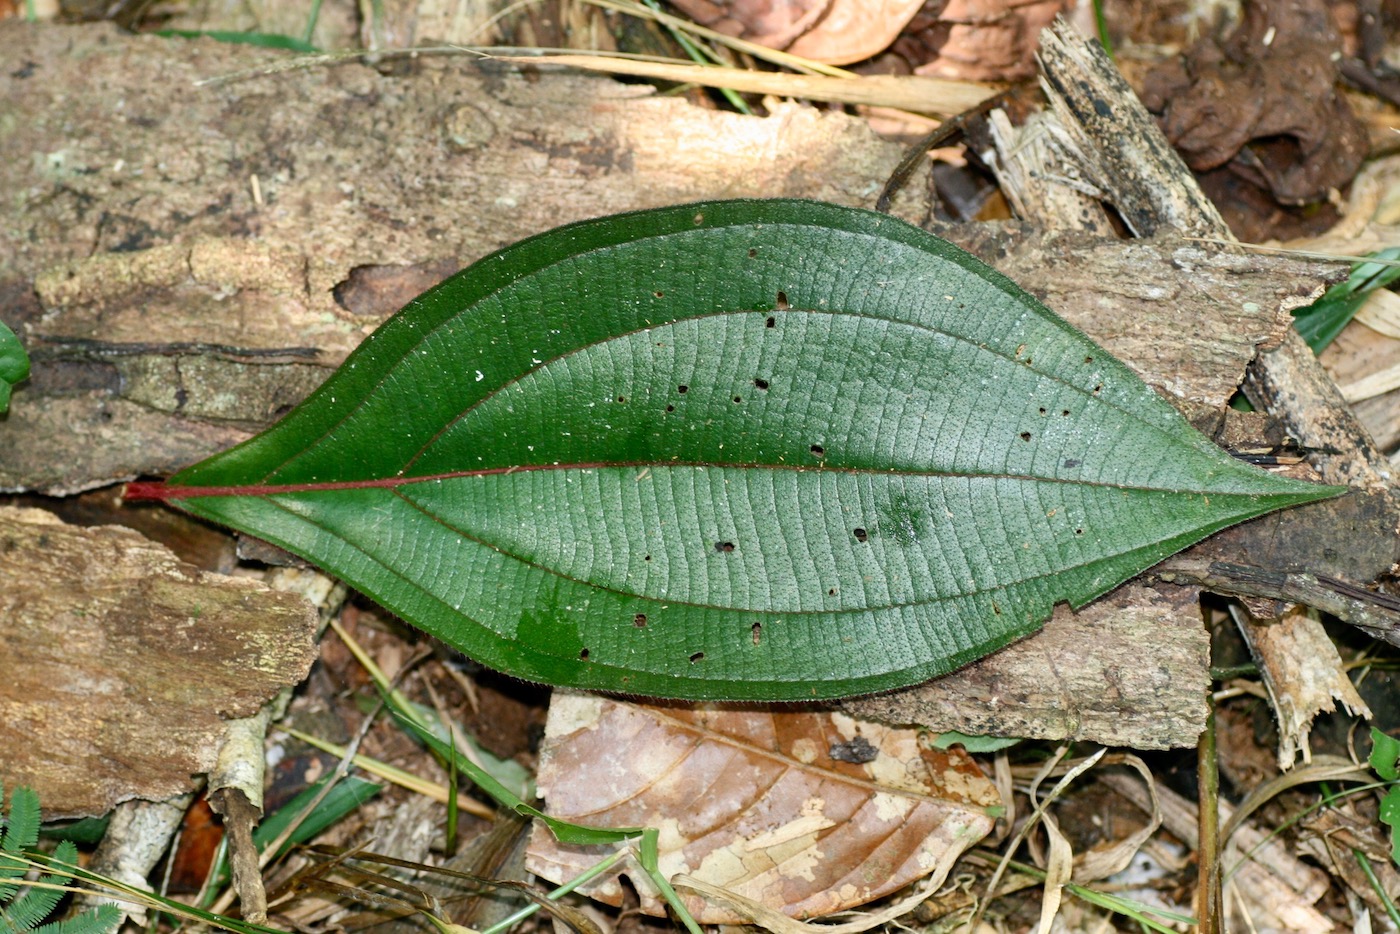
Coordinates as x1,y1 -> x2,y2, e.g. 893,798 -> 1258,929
525,694 -> 1001,923
669,0 -> 927,66
894,0 -> 1067,82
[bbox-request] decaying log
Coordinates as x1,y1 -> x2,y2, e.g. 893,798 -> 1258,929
0,20 -> 931,494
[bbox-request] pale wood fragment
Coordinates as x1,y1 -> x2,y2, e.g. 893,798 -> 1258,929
845,584 -> 1208,749
0,506 -> 318,817
1230,604 -> 1372,770
77,796 -> 191,927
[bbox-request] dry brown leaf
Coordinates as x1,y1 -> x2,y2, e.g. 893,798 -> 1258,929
526,694 -> 1001,923
1033,810 -> 1071,934
667,0 -> 926,65
1073,756 -> 1160,884
897,0 -> 1066,82
784,0 -> 928,65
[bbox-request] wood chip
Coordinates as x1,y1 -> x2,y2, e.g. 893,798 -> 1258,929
0,506 -> 318,817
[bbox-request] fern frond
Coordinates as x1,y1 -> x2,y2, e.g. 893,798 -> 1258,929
0,784 -> 26,901
0,855 -> 19,903
1,790 -> 40,858
29,903 -> 121,934
3,882 -> 66,934
0,792 -> 118,934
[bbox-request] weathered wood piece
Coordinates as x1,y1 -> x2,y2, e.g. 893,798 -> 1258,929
0,506 -> 318,817
846,584 -> 1208,747
1034,24 -> 1231,238
1230,604 -> 1371,769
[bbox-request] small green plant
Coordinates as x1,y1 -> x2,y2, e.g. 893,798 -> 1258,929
1291,247 -> 1400,353
1371,727 -> 1400,866
0,320 -> 28,414
1,785 -> 121,934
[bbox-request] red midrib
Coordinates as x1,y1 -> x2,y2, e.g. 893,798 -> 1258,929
121,462 -> 630,501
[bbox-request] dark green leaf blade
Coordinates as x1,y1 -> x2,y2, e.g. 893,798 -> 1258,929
0,319 -> 29,414
144,200 -> 1343,700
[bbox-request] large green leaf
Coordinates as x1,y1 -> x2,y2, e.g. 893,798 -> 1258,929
128,200 -> 1342,700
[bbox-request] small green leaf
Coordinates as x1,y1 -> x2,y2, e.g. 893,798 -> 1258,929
1291,247 -> 1400,353
0,320 -> 30,414
1372,727 -> 1400,781
1381,787 -> 1400,867
152,29 -> 319,52
133,200 -> 1344,701
1372,728 -> 1400,867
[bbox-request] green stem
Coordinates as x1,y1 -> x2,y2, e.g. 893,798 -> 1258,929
638,0 -> 751,115
302,0 -> 324,45
1356,848 -> 1400,929
477,848 -> 629,934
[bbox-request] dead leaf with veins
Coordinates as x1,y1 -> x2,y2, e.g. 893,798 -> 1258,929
526,694 -> 1001,923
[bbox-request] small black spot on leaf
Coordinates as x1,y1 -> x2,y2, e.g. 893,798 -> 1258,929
1038,407 -> 1047,416
733,395 -> 743,404
1064,458 -> 1082,468
810,444 -> 825,457
715,541 -> 735,553
853,528 -> 868,543
753,377 -> 769,390
579,648 -> 590,660
665,404 -> 675,412
654,291 -> 664,299
828,587 -> 838,596
616,395 -> 626,403
1075,528 -> 1084,535
690,651 -> 705,663
1019,431 -> 1031,442
677,384 -> 688,394
1061,409 -> 1071,417
748,248 -> 758,258
776,290 -> 790,310
992,601 -> 1002,615
633,613 -> 647,627
751,622 -> 762,645
1093,384 -> 1103,395
644,554 -> 652,561
766,316 -> 776,328
1084,355 -> 1094,364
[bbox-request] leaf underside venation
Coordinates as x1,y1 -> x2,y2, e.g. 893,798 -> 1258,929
153,200 -> 1340,700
